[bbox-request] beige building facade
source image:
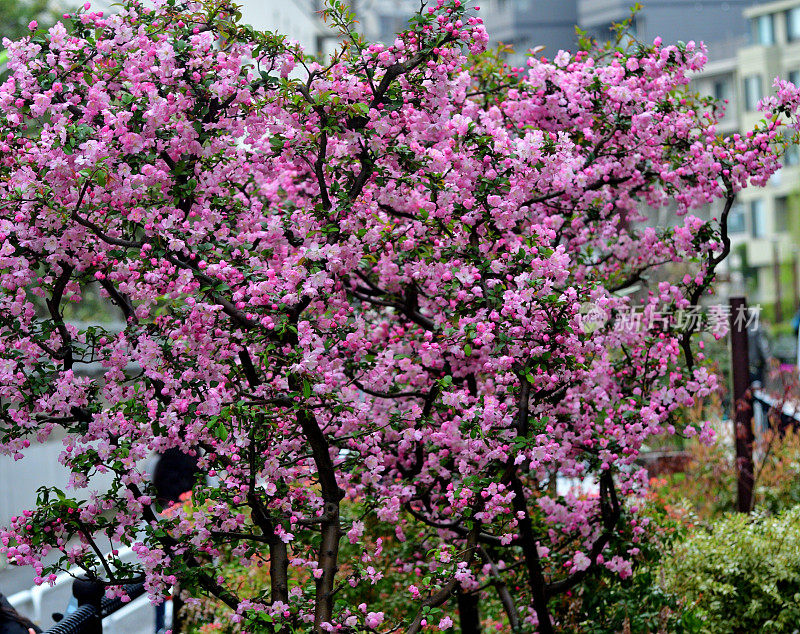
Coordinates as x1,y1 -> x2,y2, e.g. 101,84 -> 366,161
693,0 -> 800,317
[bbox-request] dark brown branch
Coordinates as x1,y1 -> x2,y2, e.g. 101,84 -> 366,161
74,518 -> 129,585
377,202 -> 415,220
349,287 -> 436,331
248,489 -> 290,606
348,145 -> 374,200
290,375 -> 344,630
161,252 -> 261,331
70,177 -> 143,249
520,174 -> 631,208
208,531 -> 273,544
405,505 -> 482,634
71,212 -> 143,248
0,314 -> 61,359
516,375 -> 530,436
351,378 -> 428,400
238,348 -> 261,387
679,178 -> 735,371
395,385 -> 438,478
607,258 -> 672,293
404,504 -> 503,546
46,264 -> 75,370
237,343 -> 289,607
402,284 -> 436,331
457,589 -> 481,634
545,470 -> 622,596
129,484 -> 245,615
97,278 -> 138,324
315,129 -> 332,211
509,475 -> 554,634
478,546 -> 521,632
350,289 -> 400,308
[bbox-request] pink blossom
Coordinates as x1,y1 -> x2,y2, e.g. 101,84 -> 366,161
0,0 -> 797,630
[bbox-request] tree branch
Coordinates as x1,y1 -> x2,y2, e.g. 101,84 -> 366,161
545,470 -> 621,596
405,507 -> 482,634
290,375 -> 343,630
478,546 -> 521,632
509,475 -> 554,634
46,264 -> 75,370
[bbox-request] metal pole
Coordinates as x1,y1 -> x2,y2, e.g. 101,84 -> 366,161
793,250 -> 800,314
773,241 -> 783,323
730,297 -> 754,513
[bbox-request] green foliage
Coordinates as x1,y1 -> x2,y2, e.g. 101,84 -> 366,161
663,507 -> 800,633
567,568 -> 703,634
553,500 -> 701,633
0,0 -> 53,43
652,427 -> 800,520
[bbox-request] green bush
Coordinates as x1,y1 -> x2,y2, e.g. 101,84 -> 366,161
551,500 -> 702,633
560,566 -> 702,634
663,506 -> 800,633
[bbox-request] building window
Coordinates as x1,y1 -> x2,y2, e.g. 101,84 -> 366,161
379,16 -> 394,34
744,75 -> 763,111
775,197 -> 789,233
729,204 -> 746,234
788,8 -> 800,41
628,15 -> 641,38
786,144 -> 800,166
750,199 -> 766,238
755,14 -> 775,45
790,70 -> 800,86
713,79 -> 731,102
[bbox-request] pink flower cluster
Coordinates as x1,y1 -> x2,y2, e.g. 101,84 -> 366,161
0,0 -> 798,630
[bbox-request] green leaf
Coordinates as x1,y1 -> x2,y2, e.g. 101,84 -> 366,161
213,422 -> 229,441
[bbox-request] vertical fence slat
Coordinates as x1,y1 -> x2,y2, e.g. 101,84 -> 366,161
729,296 -> 754,513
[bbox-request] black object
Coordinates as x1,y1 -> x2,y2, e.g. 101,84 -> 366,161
48,578 -> 102,634
0,591 -> 42,634
42,581 -> 145,634
152,448 -> 200,507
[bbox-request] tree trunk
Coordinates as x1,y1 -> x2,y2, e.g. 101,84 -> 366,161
457,589 -> 481,634
170,582 -> 185,633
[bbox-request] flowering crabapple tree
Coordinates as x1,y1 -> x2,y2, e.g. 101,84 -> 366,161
1,0 -> 799,631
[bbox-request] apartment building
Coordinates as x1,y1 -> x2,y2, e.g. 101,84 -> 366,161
479,0 -> 579,63
691,0 -> 800,315
476,1 -> 771,63
355,0 -> 420,44
238,0 -> 337,55
578,0 -> 768,56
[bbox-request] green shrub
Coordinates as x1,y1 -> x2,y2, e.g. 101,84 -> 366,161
663,506 -> 800,633
552,500 -> 702,633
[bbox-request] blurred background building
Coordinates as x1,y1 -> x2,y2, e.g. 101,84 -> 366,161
479,0 -> 579,63
238,0 -> 337,55
579,0 -> 769,57
4,0 -> 800,628
692,0 -> 800,327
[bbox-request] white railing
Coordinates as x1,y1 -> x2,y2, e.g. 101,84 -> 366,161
6,546 -> 157,628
